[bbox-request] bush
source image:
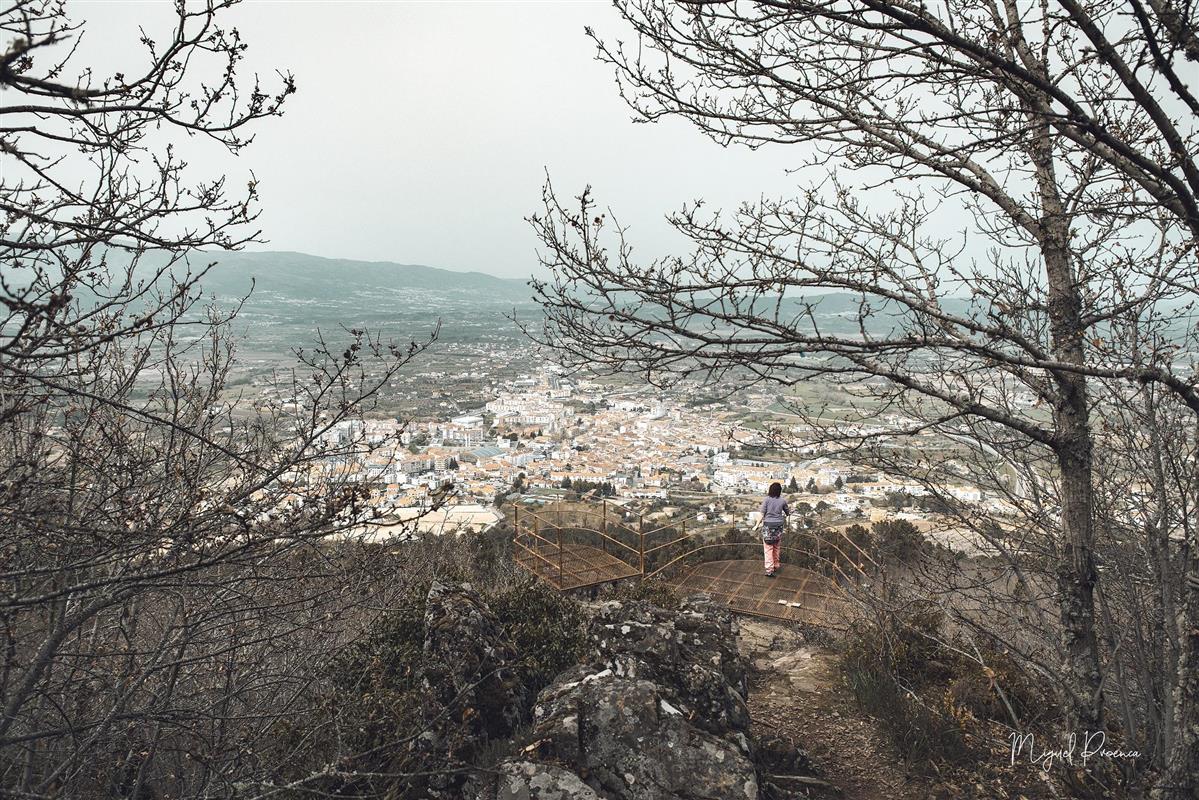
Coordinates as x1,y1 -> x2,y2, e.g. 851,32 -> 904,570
872,519 -> 927,564
314,578 -> 587,797
487,581 -> 587,692
320,593 -> 430,792
330,598 -> 426,695
840,595 -> 1058,775
600,577 -> 683,609
946,643 -> 1052,729
839,602 -> 973,768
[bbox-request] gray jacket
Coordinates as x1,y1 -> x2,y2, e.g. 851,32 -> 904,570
759,496 -> 790,527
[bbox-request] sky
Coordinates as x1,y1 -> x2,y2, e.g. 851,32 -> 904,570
73,0 -> 808,279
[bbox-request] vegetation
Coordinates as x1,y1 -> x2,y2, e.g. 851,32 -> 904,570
841,603 -> 976,768
322,576 -> 587,790
566,478 -> 618,497
0,3 -> 434,795
487,581 -> 588,690
6,0 -> 1199,796
871,520 -> 928,564
526,0 -> 1199,794
600,577 -> 682,609
838,597 -> 1097,792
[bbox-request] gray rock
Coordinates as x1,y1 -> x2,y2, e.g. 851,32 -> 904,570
420,580 -> 528,741
587,596 -> 751,737
530,668 -> 757,800
467,593 -> 815,800
489,760 -> 604,800
754,732 -> 813,777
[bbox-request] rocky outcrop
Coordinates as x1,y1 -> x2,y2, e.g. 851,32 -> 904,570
475,594 -> 808,800
522,668 -> 757,799
588,596 -> 752,736
491,759 -> 605,800
421,580 -> 528,741
408,581 -> 530,798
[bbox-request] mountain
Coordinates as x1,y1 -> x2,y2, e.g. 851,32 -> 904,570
193,250 -> 535,304
161,250 -> 542,353
95,249 -> 1185,360
174,253 -> 976,355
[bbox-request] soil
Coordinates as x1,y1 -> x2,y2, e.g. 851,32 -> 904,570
736,616 -> 1128,800
739,619 -> 940,799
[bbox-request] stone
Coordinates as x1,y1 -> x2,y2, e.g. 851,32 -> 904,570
479,596 -> 767,800
754,732 -> 813,776
420,580 -> 529,742
529,668 -> 758,800
488,760 -> 604,800
466,592 -> 820,800
587,595 -> 751,737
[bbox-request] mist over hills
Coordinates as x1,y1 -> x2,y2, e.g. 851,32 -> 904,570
176,251 -> 541,354
198,251 -> 535,303
180,252 -> 919,355
101,249 -> 1161,359
170,251 -> 960,355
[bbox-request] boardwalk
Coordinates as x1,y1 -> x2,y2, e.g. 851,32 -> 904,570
668,561 -> 849,626
509,501 -> 853,626
514,541 -> 641,590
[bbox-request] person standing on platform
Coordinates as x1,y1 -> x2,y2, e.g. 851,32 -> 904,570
755,481 -> 790,577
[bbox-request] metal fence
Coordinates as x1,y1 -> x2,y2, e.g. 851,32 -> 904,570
511,500 -> 877,624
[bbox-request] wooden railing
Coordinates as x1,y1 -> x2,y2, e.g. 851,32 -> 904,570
511,499 -> 880,589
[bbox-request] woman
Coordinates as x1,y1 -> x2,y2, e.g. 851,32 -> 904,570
755,481 -> 790,577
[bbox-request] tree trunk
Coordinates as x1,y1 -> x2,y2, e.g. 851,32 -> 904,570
1045,262 -> 1104,734
1031,95 -> 1105,734
1042,222 -> 1104,734
1055,436 -> 1104,732
1154,551 -> 1199,799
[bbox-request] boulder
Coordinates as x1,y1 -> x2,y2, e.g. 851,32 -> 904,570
444,589 -> 821,800
754,732 -> 814,777
527,667 -> 757,800
475,595 -> 766,800
488,760 -> 604,800
587,595 -> 751,736
420,580 -> 528,741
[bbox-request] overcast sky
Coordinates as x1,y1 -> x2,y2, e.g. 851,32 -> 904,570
77,1 -> 807,279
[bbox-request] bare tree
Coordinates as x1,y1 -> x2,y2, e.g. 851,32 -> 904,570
0,2 -> 446,796
527,0 -> 1198,793
1091,383 -> 1199,796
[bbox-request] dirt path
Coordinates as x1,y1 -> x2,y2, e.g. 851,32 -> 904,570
739,620 -> 937,799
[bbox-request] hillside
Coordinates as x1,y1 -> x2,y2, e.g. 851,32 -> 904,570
196,250 -> 535,303
169,250 -> 541,353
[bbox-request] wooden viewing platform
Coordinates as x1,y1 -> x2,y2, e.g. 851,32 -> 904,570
667,561 -> 849,626
513,541 -> 642,590
511,501 -> 869,626
511,500 -> 646,591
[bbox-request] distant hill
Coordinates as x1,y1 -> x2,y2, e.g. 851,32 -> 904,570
94,249 -> 1182,359
119,250 -> 546,354
193,250 -> 535,305
171,252 -> 964,352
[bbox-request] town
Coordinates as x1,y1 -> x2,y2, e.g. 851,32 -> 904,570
297,367 -> 1012,551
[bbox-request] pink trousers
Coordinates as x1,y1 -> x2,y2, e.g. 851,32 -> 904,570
763,540 -> 781,573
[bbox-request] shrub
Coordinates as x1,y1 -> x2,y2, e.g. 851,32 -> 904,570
839,602 -> 974,768
320,594 -> 430,792
601,577 -> 683,609
871,519 -> 927,564
946,643 -> 1053,729
313,579 -> 586,797
330,598 -> 426,695
487,580 -> 587,693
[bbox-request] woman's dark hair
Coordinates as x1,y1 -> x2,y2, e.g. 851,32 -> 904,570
768,482 -> 782,498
